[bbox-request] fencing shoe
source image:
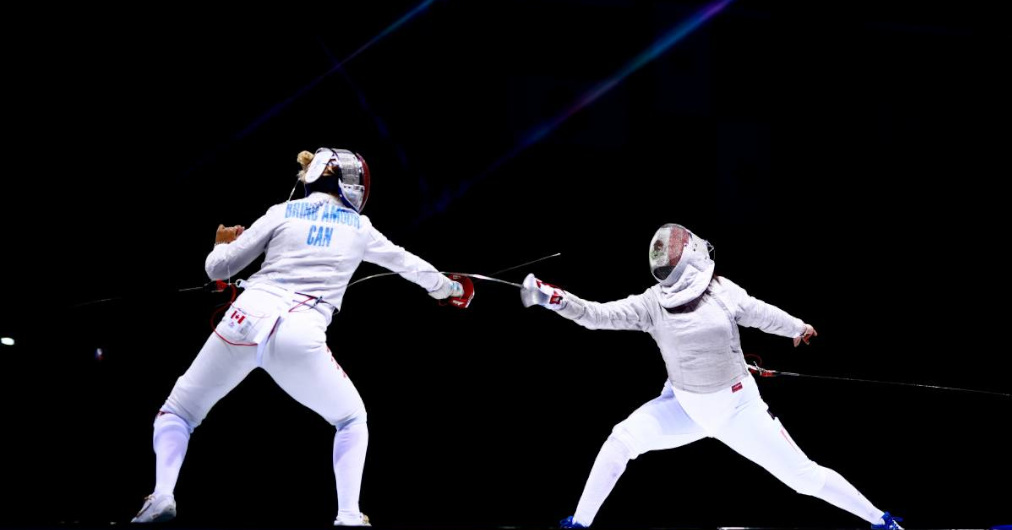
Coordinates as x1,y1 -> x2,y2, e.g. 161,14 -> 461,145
871,512 -> 904,530
560,515 -> 587,528
131,493 -> 176,523
334,512 -> 371,526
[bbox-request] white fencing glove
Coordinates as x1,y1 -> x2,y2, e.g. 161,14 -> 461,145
520,273 -> 567,310
428,274 -> 474,309
428,279 -> 464,300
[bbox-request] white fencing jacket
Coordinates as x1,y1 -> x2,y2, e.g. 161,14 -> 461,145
205,192 -> 452,323
557,277 -> 806,393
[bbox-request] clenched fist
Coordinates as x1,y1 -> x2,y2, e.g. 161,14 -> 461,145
215,224 -> 245,245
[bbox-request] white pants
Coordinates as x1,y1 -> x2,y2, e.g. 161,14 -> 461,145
572,374 -> 887,526
614,375 -> 825,493
161,287 -> 366,429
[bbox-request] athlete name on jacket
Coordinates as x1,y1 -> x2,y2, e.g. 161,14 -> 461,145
287,202 -> 361,247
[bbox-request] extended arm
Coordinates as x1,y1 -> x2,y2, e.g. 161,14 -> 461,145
362,222 -> 461,299
520,274 -> 653,331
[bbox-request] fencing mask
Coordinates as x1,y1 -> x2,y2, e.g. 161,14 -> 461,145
649,223 -> 715,307
301,147 -> 371,213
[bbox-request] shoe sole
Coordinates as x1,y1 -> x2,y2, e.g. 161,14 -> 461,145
131,507 -> 176,523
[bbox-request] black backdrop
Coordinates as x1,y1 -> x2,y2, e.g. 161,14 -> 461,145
0,2 -> 1007,528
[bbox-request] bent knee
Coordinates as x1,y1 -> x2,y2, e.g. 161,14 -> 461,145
608,426 -> 644,461
155,410 -> 195,434
334,409 -> 368,430
160,393 -> 208,429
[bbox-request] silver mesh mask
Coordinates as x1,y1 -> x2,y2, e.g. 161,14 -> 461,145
649,223 -> 714,286
303,147 -> 371,212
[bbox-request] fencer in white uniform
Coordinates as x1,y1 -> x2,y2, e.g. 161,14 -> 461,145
132,148 -> 466,526
521,224 -> 903,530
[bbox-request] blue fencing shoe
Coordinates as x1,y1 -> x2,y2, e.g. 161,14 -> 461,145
871,512 -> 904,530
560,515 -> 587,528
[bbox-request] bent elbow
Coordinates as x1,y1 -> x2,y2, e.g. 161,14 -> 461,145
204,253 -> 227,281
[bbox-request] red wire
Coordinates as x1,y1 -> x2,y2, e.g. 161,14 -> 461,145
208,283 -> 238,332
210,283 -> 263,346
744,353 -> 777,377
288,295 -> 318,313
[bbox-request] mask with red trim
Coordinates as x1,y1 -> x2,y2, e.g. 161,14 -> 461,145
302,147 -> 371,213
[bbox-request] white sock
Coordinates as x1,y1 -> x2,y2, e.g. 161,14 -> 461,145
334,422 -> 369,520
152,413 -> 191,497
573,435 -> 634,527
814,468 -> 885,524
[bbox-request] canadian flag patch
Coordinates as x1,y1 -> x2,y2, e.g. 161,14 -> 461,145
731,382 -> 743,393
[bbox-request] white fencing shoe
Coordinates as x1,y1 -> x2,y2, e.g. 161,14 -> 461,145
334,512 -> 370,526
130,493 -> 176,523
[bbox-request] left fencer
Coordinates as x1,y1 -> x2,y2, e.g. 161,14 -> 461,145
132,148 -> 470,526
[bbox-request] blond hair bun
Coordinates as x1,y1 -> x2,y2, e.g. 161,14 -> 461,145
297,150 -> 315,170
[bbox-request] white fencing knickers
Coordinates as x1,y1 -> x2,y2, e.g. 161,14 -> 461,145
575,375 -> 848,526
160,287 -> 367,429
671,374 -> 827,494
672,376 -> 885,524
609,375 -> 826,494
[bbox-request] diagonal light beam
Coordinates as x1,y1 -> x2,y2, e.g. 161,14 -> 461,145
417,0 -> 734,222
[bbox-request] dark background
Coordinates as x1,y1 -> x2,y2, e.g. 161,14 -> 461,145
0,1 -> 1007,528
